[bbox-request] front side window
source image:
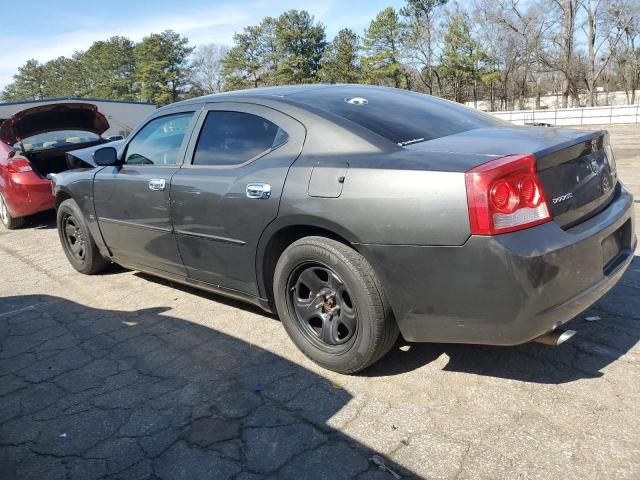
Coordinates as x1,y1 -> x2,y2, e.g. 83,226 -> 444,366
125,113 -> 194,166
192,111 -> 288,166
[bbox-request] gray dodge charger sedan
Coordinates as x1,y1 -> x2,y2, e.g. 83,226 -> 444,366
52,85 -> 636,373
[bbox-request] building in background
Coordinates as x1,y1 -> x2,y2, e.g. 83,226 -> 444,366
0,97 -> 156,138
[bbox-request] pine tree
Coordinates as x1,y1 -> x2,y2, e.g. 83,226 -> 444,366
222,11 -> 325,89
134,30 -> 193,105
361,7 -> 406,88
320,29 -> 361,83
274,10 -> 326,85
81,37 -> 137,100
222,18 -> 278,89
2,60 -> 47,100
438,13 -> 488,103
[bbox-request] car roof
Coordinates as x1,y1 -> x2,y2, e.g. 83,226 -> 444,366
158,84 -> 504,150
213,84 -> 332,98
165,84 -> 333,109
163,84 -> 434,111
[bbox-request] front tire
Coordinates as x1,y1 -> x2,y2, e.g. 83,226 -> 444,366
57,199 -> 108,275
273,236 -> 399,373
0,194 -> 25,230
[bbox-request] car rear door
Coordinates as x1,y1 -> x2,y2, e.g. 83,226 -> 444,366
171,102 -> 305,296
93,108 -> 199,274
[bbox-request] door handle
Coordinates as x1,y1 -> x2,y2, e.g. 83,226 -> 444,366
148,179 -> 166,191
246,183 -> 271,199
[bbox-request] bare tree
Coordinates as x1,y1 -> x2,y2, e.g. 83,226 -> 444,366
473,0 -> 553,110
536,0 -> 583,107
471,6 -> 505,110
616,8 -> 640,104
400,0 -> 448,94
190,43 -> 229,95
582,0 -> 637,106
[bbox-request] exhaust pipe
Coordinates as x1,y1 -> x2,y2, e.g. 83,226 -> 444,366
532,328 -> 576,346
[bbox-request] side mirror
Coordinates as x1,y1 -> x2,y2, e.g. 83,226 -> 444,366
93,147 -> 119,166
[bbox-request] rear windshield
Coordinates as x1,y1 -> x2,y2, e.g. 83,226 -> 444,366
290,87 -> 505,145
14,130 -> 100,152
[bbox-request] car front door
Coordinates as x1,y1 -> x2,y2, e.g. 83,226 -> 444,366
171,102 -> 305,296
93,109 -> 199,275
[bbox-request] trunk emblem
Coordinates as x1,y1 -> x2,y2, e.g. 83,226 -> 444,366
590,158 -> 599,174
602,176 -> 611,193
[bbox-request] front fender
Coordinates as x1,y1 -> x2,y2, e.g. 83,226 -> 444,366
53,168 -> 111,259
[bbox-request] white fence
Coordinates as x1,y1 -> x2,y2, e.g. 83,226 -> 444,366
491,104 -> 640,126
467,89 -> 640,110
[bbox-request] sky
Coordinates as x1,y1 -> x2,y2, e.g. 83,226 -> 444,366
0,0 -> 406,92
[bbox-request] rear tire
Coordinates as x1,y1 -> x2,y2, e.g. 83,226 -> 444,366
0,194 -> 25,230
273,236 -> 399,374
57,198 -> 109,275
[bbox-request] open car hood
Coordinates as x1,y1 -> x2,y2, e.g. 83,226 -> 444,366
0,102 -> 109,145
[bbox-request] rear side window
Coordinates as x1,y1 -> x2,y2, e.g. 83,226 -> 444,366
192,111 -> 288,166
290,87 -> 505,145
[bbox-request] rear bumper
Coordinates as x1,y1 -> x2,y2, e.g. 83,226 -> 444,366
2,172 -> 55,218
359,183 -> 636,345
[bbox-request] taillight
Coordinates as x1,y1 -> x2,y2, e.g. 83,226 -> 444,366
465,154 -> 551,235
7,158 -> 33,173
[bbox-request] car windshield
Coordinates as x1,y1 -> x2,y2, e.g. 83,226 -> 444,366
14,130 -> 100,152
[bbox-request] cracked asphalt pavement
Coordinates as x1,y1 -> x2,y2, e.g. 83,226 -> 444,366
1,125 -> 639,479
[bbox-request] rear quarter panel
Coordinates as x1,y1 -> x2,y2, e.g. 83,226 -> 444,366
283,165 -> 470,246
267,97 -> 507,247
278,134 -> 475,246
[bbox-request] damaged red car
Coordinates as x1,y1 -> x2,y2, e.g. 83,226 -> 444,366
0,103 -> 109,228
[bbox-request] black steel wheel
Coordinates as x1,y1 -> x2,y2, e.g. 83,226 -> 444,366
61,213 -> 86,262
288,263 -> 357,350
274,236 -> 399,373
57,198 -> 108,275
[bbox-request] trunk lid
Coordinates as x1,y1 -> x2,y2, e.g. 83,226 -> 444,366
535,133 -> 617,228
408,126 -> 617,229
0,102 -> 109,146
